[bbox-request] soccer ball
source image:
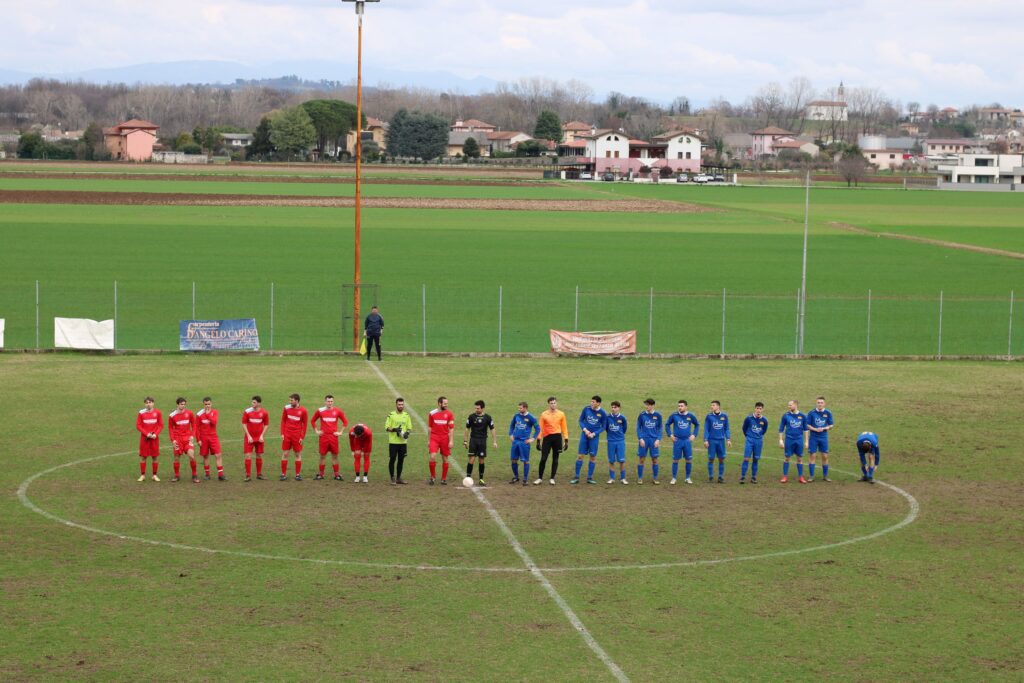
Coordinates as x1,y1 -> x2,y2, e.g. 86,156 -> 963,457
462,476 -> 475,488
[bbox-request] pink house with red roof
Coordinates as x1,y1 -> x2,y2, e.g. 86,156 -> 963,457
103,119 -> 160,161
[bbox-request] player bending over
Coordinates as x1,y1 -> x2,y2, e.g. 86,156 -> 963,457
464,400 -> 498,486
242,395 -> 269,482
604,401 -> 629,484
572,396 -> 607,485
168,397 -> 198,483
508,402 -> 539,486
740,402 -> 768,484
666,399 -> 699,485
196,397 -> 225,481
856,432 -> 880,483
704,400 -> 731,483
807,396 -> 835,482
778,400 -> 809,483
312,394 -> 348,481
136,396 -> 163,481
349,424 -> 372,482
427,396 -> 455,485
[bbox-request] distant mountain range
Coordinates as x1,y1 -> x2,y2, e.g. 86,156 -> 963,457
0,59 -> 499,93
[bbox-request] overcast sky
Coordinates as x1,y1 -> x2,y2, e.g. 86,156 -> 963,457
5,0 -> 1022,107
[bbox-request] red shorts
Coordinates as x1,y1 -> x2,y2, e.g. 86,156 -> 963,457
199,437 -> 221,456
319,436 -> 339,456
281,435 -> 304,453
139,436 -> 160,458
243,436 -> 265,455
429,434 -> 451,456
172,437 -> 193,456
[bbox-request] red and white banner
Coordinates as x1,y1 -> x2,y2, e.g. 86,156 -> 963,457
550,330 -> 636,355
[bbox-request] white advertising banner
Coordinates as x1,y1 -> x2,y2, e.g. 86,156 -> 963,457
54,317 -> 115,350
0,318 -> 5,348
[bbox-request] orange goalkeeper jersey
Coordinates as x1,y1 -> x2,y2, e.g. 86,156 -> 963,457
539,410 -> 569,438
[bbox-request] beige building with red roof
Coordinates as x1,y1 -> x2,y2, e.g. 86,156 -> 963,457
561,121 -> 593,142
750,126 -> 795,157
451,119 -> 496,133
103,119 -> 159,161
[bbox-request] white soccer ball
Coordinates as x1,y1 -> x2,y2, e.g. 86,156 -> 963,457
462,476 -> 475,488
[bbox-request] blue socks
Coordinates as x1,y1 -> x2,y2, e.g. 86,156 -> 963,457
718,459 -> 725,478
809,463 -> 816,478
685,460 -> 692,478
823,464 -> 829,478
652,462 -> 659,480
637,463 -> 644,480
587,461 -> 595,479
741,460 -> 749,478
797,462 -> 804,477
523,462 -> 530,480
752,459 -> 759,477
609,467 -> 615,480
575,460 -> 583,478
707,459 -> 714,478
672,460 -> 679,478
619,469 -> 627,480
511,461 -> 519,478
783,460 -> 790,476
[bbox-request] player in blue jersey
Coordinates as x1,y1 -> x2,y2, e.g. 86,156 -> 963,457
635,399 -> 663,484
703,400 -> 731,483
806,396 -> 835,482
666,399 -> 700,485
604,401 -> 629,484
572,396 -> 608,485
508,402 -> 539,486
778,400 -> 809,483
740,402 -> 768,484
856,431 -> 880,483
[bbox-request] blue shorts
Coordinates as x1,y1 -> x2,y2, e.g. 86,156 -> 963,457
743,440 -> 763,459
783,438 -> 804,457
637,442 -> 659,458
510,441 -> 531,462
607,441 -> 625,463
578,434 -> 599,457
672,439 -> 693,461
808,435 -> 829,454
707,440 -> 726,458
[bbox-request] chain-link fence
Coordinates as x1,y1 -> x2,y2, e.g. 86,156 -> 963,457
2,282 -> 1020,358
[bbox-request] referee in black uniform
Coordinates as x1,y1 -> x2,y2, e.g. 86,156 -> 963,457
464,400 -> 498,486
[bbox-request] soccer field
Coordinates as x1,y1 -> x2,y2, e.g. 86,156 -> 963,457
0,168 -> 1021,355
2,354 -> 1022,681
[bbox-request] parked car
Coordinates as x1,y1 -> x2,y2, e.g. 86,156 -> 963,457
601,172 -> 615,182
579,172 -> 593,180
712,174 -> 726,182
676,173 -> 689,183
692,174 -> 711,184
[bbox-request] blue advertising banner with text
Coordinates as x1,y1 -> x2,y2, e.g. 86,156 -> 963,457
179,319 -> 260,351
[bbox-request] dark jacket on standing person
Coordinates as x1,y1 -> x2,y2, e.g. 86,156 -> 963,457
365,312 -> 384,336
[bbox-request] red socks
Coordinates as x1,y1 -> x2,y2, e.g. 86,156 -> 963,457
190,460 -> 197,477
255,457 -> 263,476
245,458 -> 252,477
353,456 -> 360,475
319,463 -> 326,476
204,462 -> 211,476
152,459 -> 158,474
442,459 -> 450,480
281,459 -> 288,476
139,460 -> 146,475
362,454 -> 370,474
174,461 -> 180,477
429,461 -> 437,478
216,465 -> 223,477
333,462 -> 340,476
295,460 -> 302,476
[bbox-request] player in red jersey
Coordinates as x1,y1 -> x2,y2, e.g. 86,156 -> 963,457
168,397 -> 199,483
242,395 -> 269,482
280,393 -> 309,481
349,423 -> 373,482
311,394 -> 348,481
136,396 -> 163,481
427,396 -> 455,485
196,397 -> 225,481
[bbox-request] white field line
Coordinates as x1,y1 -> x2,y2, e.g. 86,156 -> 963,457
367,362 -> 630,683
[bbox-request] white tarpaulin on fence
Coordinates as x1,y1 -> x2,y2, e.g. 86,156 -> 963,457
0,318 -> 5,348
54,317 -> 114,350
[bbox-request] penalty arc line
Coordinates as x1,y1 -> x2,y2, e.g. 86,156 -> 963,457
366,362 -> 630,683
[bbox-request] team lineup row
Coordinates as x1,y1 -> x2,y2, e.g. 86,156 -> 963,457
135,393 -> 882,486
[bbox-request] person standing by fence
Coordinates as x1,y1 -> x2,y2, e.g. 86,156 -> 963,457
364,305 -> 384,360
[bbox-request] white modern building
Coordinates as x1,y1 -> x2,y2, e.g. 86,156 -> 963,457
936,153 -> 1024,187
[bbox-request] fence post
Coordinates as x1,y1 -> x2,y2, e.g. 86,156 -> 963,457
422,284 -> 427,355
574,285 -> 579,332
866,289 -> 872,358
113,280 -> 118,351
1007,290 -> 1015,360
269,282 -> 275,351
35,280 -> 40,350
498,285 -> 503,353
794,289 -> 800,356
937,290 -> 943,359
191,281 -> 196,319
648,287 -> 654,354
721,288 -> 727,356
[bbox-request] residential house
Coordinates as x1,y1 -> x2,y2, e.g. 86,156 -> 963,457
647,129 -> 703,172
898,122 -> 920,136
722,133 -> 753,161
103,119 -> 159,161
487,130 -> 532,154
1010,111 -> 1024,129
862,148 -> 905,171
773,138 -> 820,158
938,107 -> 959,121
922,138 -> 981,156
977,108 -> 1012,125
936,153 -> 1024,186
447,131 -> 490,157
750,126 -> 795,157
451,118 -> 496,133
561,121 -> 592,142
557,139 -> 587,157
221,133 -> 254,148
805,99 -> 848,123
343,116 -> 388,155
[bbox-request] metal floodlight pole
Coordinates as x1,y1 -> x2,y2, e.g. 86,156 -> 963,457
1009,290 -> 1015,360
342,0 -> 379,351
798,170 -> 810,355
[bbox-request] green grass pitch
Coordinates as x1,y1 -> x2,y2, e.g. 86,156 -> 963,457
2,354 -> 1022,680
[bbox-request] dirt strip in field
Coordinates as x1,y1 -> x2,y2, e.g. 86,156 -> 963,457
829,221 -> 1024,260
0,189 -> 711,213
